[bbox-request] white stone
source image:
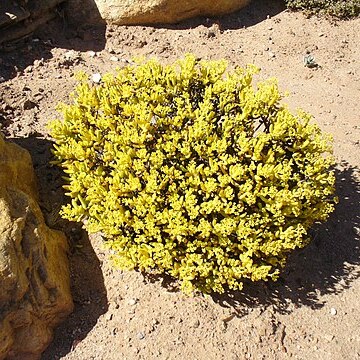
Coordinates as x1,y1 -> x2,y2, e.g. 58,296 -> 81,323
92,73 -> 102,84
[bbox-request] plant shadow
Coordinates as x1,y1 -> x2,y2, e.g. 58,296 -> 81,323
211,163 -> 360,314
143,164 -> 360,315
9,136 -> 109,359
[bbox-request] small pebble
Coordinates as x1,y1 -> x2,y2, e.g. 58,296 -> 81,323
64,50 -> 80,62
92,73 -> 102,84
330,308 -> 337,316
33,59 -> 44,68
324,334 -> 334,341
25,66 -> 33,73
193,320 -> 200,328
6,12 -> 17,20
128,298 -> 137,306
88,51 -> 96,57
137,332 -> 145,340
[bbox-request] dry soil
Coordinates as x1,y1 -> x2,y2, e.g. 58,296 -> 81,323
0,1 -> 359,359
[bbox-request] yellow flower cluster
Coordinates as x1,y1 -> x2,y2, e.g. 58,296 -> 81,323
49,54 -> 336,294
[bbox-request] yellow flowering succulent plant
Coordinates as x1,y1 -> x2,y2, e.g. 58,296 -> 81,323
49,54 -> 336,294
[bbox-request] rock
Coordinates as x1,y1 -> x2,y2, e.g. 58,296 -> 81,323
324,334 -> 335,342
67,0 -> 251,25
193,320 -> 200,328
137,332 -> 145,340
92,73 -> 102,84
24,66 -> 33,74
0,135 -> 73,360
127,298 -> 138,306
110,56 -> 119,62
353,226 -> 360,236
33,59 -> 44,69
62,50 -> 82,66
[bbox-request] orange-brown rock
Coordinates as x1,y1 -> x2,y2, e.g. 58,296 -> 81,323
0,135 -> 73,360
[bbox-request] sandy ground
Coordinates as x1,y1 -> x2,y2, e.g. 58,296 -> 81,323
0,1 -> 359,359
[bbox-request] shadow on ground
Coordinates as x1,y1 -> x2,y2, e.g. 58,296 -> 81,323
211,163 -> 360,314
41,231 -> 108,360
10,136 -> 109,359
7,141 -> 360,354
0,0 -> 287,81
160,0 -> 286,30
0,0 -> 106,81
139,164 -> 360,315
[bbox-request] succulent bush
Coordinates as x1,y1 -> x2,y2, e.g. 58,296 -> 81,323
285,0 -> 360,18
50,55 -> 336,294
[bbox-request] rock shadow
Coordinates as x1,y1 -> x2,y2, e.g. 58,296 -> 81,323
211,163 -> 360,315
153,0 -> 286,31
9,136 -> 108,359
41,229 -> 108,359
0,0 -> 106,81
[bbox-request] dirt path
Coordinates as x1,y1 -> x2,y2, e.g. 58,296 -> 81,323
1,1 -> 359,359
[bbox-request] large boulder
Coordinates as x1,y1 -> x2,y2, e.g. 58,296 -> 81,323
0,135 -> 73,360
67,0 -> 251,25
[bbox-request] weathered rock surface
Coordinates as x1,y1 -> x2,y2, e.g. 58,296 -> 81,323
67,0 -> 251,25
0,135 -> 73,360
